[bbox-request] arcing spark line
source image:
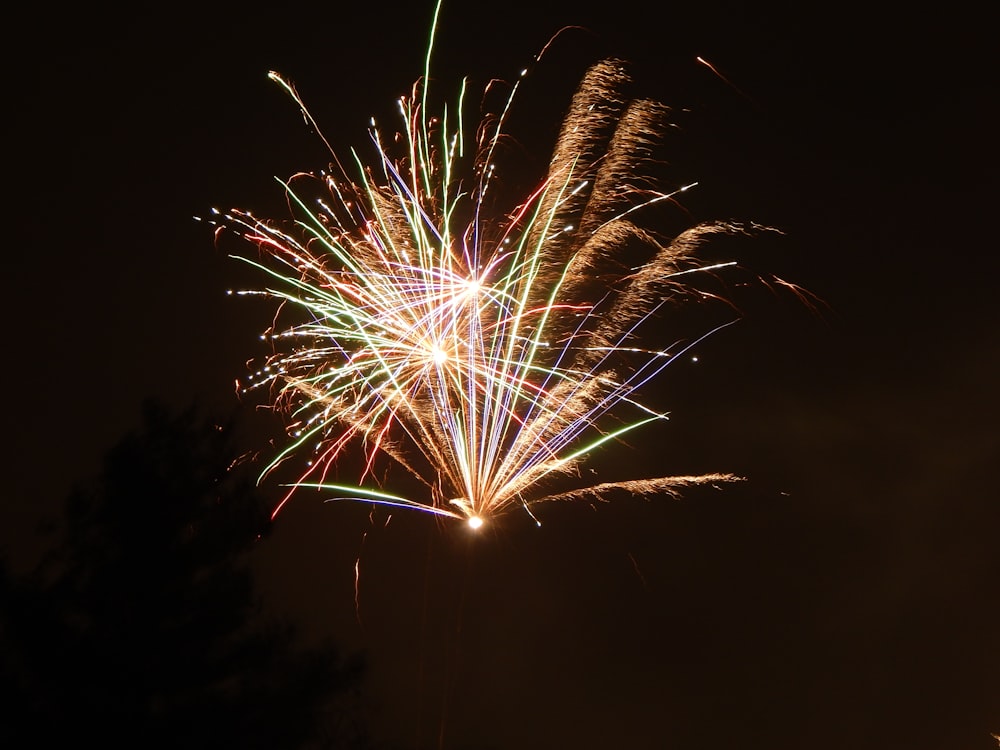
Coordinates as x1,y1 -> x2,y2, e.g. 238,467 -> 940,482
206,2 -> 763,529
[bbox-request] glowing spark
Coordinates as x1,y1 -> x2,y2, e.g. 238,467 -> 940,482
696,55 -> 756,106
210,1 -> 781,527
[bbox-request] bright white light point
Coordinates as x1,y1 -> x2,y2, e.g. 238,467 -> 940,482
691,356 -> 699,363
431,346 -> 448,365
468,516 -> 484,530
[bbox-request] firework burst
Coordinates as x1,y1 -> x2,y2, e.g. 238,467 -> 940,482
206,3 -> 764,529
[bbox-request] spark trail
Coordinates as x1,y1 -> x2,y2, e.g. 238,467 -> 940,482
205,2 -> 770,529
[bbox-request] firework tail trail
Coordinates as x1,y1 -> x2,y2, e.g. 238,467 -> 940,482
208,0 -> 782,527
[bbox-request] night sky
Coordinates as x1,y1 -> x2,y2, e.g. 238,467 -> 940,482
5,1 -> 998,748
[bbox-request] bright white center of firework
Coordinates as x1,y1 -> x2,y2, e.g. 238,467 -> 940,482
468,516 -> 484,530
431,345 -> 448,365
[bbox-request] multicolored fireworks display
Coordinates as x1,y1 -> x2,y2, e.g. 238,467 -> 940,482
206,1 -> 768,529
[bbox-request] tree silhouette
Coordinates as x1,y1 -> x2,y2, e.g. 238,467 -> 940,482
0,399 -> 368,749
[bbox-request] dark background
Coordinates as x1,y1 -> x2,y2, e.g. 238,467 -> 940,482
4,1 -> 997,748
